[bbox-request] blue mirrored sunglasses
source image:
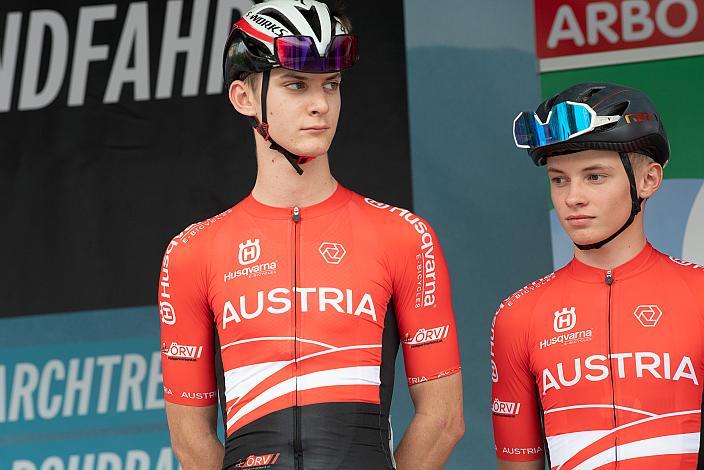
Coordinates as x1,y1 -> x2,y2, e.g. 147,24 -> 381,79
513,101 -> 620,149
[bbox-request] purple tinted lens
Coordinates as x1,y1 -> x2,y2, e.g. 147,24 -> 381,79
276,35 -> 357,72
276,36 -> 318,71
326,35 -> 357,71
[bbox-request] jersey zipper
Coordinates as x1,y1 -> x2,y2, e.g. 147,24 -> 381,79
605,269 -> 619,466
292,206 -> 303,469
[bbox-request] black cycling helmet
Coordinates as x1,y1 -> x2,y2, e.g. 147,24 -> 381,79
529,82 -> 670,167
524,83 -> 670,251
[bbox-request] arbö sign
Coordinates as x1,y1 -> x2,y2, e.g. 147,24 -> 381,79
535,0 -> 704,71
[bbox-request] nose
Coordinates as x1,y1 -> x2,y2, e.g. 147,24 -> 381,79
308,86 -> 330,116
564,180 -> 588,208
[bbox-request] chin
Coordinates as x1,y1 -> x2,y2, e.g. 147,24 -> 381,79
290,141 -> 331,158
568,231 -> 610,247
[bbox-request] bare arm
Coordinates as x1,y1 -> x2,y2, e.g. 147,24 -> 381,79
498,459 -> 544,470
166,402 -> 224,469
393,373 -> 464,470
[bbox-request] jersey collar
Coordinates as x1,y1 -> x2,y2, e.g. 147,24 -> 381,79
567,242 -> 657,283
241,183 -> 352,220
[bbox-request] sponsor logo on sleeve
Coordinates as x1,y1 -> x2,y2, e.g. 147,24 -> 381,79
633,305 -> 663,327
160,301 -> 176,325
364,197 -> 391,209
161,342 -> 203,361
491,360 -> 499,383
364,198 -> 438,308
402,325 -> 449,348
235,452 -> 281,469
319,242 -> 346,264
492,398 -> 521,417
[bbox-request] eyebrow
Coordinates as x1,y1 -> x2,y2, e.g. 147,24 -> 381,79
581,165 -> 613,172
278,72 -> 311,80
547,164 -> 613,174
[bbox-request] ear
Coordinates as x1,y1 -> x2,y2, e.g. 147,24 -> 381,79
228,80 -> 259,119
639,162 -> 664,199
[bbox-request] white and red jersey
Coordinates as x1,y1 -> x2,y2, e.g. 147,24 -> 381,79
159,185 -> 461,469
491,243 -> 704,469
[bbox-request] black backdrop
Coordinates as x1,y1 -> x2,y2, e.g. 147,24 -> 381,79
0,0 -> 412,317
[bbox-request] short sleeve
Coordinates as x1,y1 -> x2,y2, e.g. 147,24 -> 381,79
390,217 -> 461,385
158,233 -> 217,406
491,301 -> 544,461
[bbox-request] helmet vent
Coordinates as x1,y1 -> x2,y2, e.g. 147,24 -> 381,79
577,86 -> 605,103
598,101 -> 629,118
299,6 -> 323,41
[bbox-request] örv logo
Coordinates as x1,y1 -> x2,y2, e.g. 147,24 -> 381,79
492,398 -> 521,417
161,342 -> 203,361
554,307 -> 576,333
239,239 -> 261,266
319,242 -> 346,264
403,325 -> 449,348
235,453 -> 281,469
634,305 -> 663,327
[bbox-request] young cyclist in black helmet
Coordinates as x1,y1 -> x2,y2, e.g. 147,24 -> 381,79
492,82 -> 704,469
160,2 -> 464,469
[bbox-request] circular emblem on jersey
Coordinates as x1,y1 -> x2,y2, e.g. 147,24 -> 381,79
633,304 -> 663,327
364,198 -> 390,209
160,301 -> 176,325
319,242 -> 346,264
491,359 -> 499,383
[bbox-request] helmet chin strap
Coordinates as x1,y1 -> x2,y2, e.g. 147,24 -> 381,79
575,152 -> 644,251
248,69 -> 313,176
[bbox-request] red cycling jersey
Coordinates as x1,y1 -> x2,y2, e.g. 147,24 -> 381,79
159,185 -> 461,469
491,243 -> 704,469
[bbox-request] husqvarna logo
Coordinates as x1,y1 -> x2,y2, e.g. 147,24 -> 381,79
363,198 -> 390,209
319,242 -> 346,264
238,239 -> 261,266
553,307 -> 576,333
634,305 -> 663,327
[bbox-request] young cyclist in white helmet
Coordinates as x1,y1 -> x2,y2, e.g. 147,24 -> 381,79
159,2 -> 464,468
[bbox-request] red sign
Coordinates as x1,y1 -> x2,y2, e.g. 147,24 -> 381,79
535,0 -> 704,58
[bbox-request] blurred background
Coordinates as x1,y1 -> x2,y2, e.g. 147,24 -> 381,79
1,0 -> 702,468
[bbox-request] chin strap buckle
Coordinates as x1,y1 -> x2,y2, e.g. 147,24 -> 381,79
256,122 -> 270,141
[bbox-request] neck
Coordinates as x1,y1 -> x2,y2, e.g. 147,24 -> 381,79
573,216 -> 648,270
251,138 -> 337,208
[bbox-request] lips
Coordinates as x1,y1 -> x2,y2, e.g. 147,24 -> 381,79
566,214 -> 595,228
301,125 -> 329,131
